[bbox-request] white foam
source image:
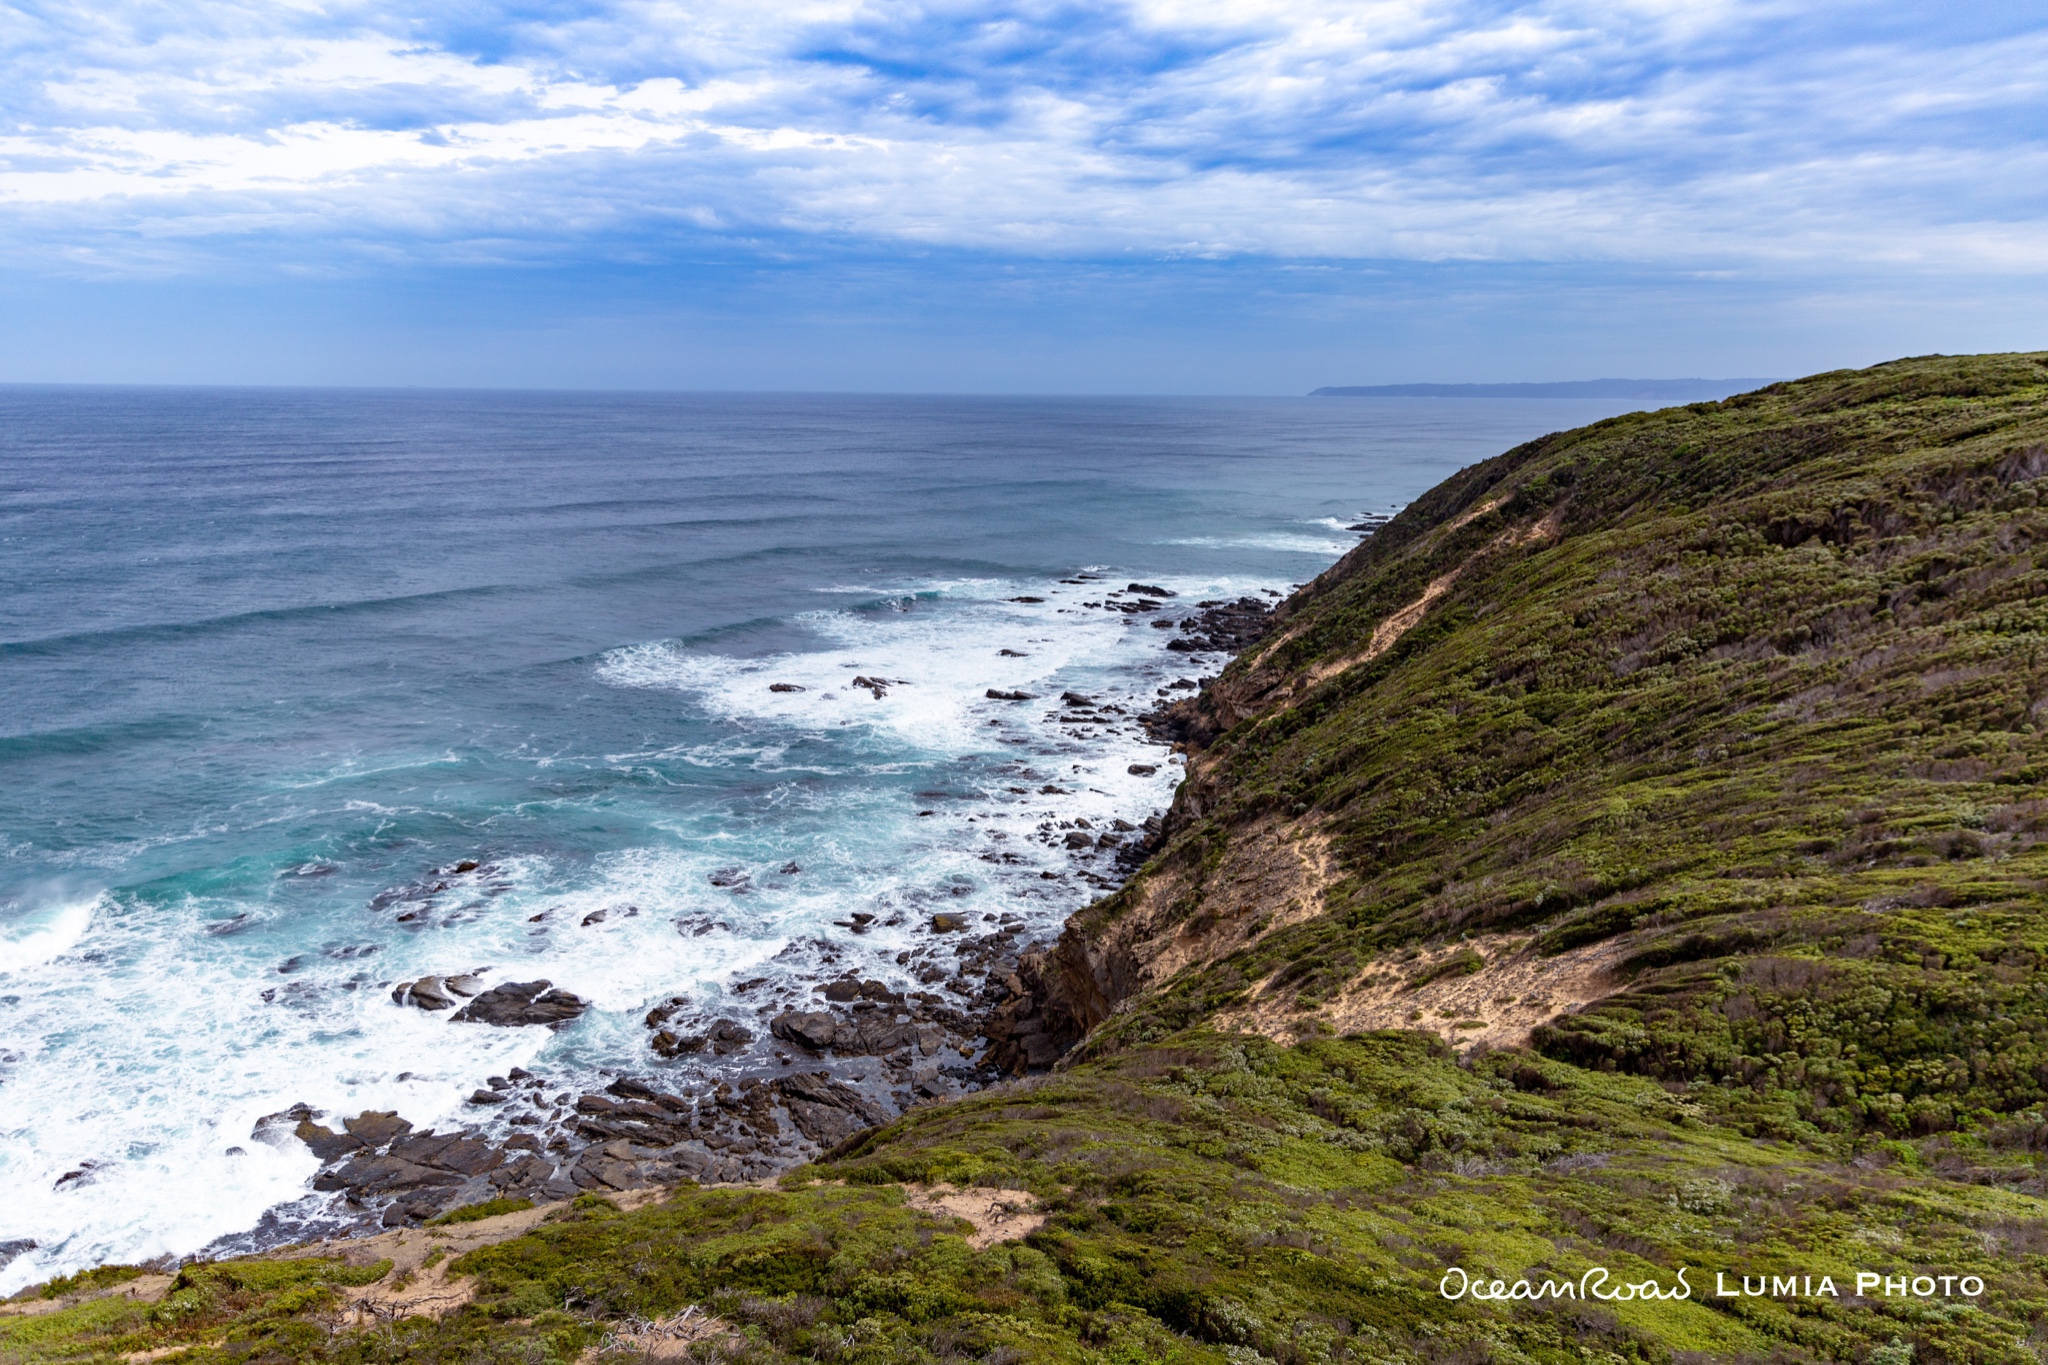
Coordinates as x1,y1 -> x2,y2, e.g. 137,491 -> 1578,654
0,894 -> 99,976
1156,533 -> 1352,554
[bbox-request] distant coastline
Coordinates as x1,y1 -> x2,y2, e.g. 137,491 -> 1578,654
1309,378 -> 1778,400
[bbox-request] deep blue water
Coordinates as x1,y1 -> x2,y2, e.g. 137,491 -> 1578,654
0,388 -> 1641,1286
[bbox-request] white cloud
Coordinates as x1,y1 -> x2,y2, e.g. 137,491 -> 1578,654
0,0 -> 2042,274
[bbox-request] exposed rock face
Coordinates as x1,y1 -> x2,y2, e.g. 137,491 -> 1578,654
451,980 -> 589,1027
982,947 -> 1094,1074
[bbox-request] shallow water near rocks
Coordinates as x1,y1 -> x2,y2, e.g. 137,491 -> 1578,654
0,389 -> 1644,1288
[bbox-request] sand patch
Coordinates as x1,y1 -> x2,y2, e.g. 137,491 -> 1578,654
901,1184 -> 1044,1249
1215,930 -> 1628,1051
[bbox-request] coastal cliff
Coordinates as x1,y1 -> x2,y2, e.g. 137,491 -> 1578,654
14,353 -> 2048,1365
1025,350 -> 2048,1126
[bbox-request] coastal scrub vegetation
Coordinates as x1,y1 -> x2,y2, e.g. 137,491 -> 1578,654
1076,352 -> 2048,1142
10,353 -> 2048,1364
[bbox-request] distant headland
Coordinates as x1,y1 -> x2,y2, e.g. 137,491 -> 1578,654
1310,377 -> 1778,399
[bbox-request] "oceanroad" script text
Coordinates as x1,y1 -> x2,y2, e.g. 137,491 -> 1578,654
1439,1267 -> 1986,1302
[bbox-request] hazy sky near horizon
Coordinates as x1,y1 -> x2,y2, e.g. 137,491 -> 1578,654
1,0 -> 2044,389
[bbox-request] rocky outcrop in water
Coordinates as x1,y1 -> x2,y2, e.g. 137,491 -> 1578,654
1160,595 -> 1273,657
450,980 -> 589,1027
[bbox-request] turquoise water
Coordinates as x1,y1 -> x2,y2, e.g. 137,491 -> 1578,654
0,389 -> 1640,1286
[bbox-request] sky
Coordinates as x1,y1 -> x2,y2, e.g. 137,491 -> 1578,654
0,0 -> 2044,390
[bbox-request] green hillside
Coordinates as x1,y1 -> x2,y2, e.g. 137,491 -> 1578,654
11,353 -> 2048,1365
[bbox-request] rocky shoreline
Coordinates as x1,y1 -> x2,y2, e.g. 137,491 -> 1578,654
232,590 -> 1279,1242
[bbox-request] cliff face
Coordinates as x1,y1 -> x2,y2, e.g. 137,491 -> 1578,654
1030,352 -> 2048,1136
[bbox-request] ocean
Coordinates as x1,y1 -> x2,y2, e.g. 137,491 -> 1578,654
0,388 -> 1645,1289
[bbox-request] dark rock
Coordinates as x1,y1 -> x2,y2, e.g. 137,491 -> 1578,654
820,979 -> 861,1002
468,1089 -> 507,1105
771,1010 -> 840,1051
393,976 -> 455,1010
390,1134 -> 505,1177
1126,584 -> 1175,597
985,689 -> 1035,701
326,1154 -> 462,1196
1063,832 -> 1092,849
840,1018 -> 917,1055
344,1111 -> 413,1147
707,1019 -> 754,1054
1006,596 -> 1045,603
607,1077 -> 662,1102
708,868 -> 749,888
451,980 -> 589,1028
294,1121 -> 364,1161
769,683 -> 805,692
1127,764 -> 1158,776
581,909 -> 608,926
998,649 -> 1027,657
931,912 -> 968,932
490,1156 -> 552,1191
1022,1033 -> 1064,1067
644,995 -> 689,1029
778,1072 -> 890,1146
652,1030 -> 707,1058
